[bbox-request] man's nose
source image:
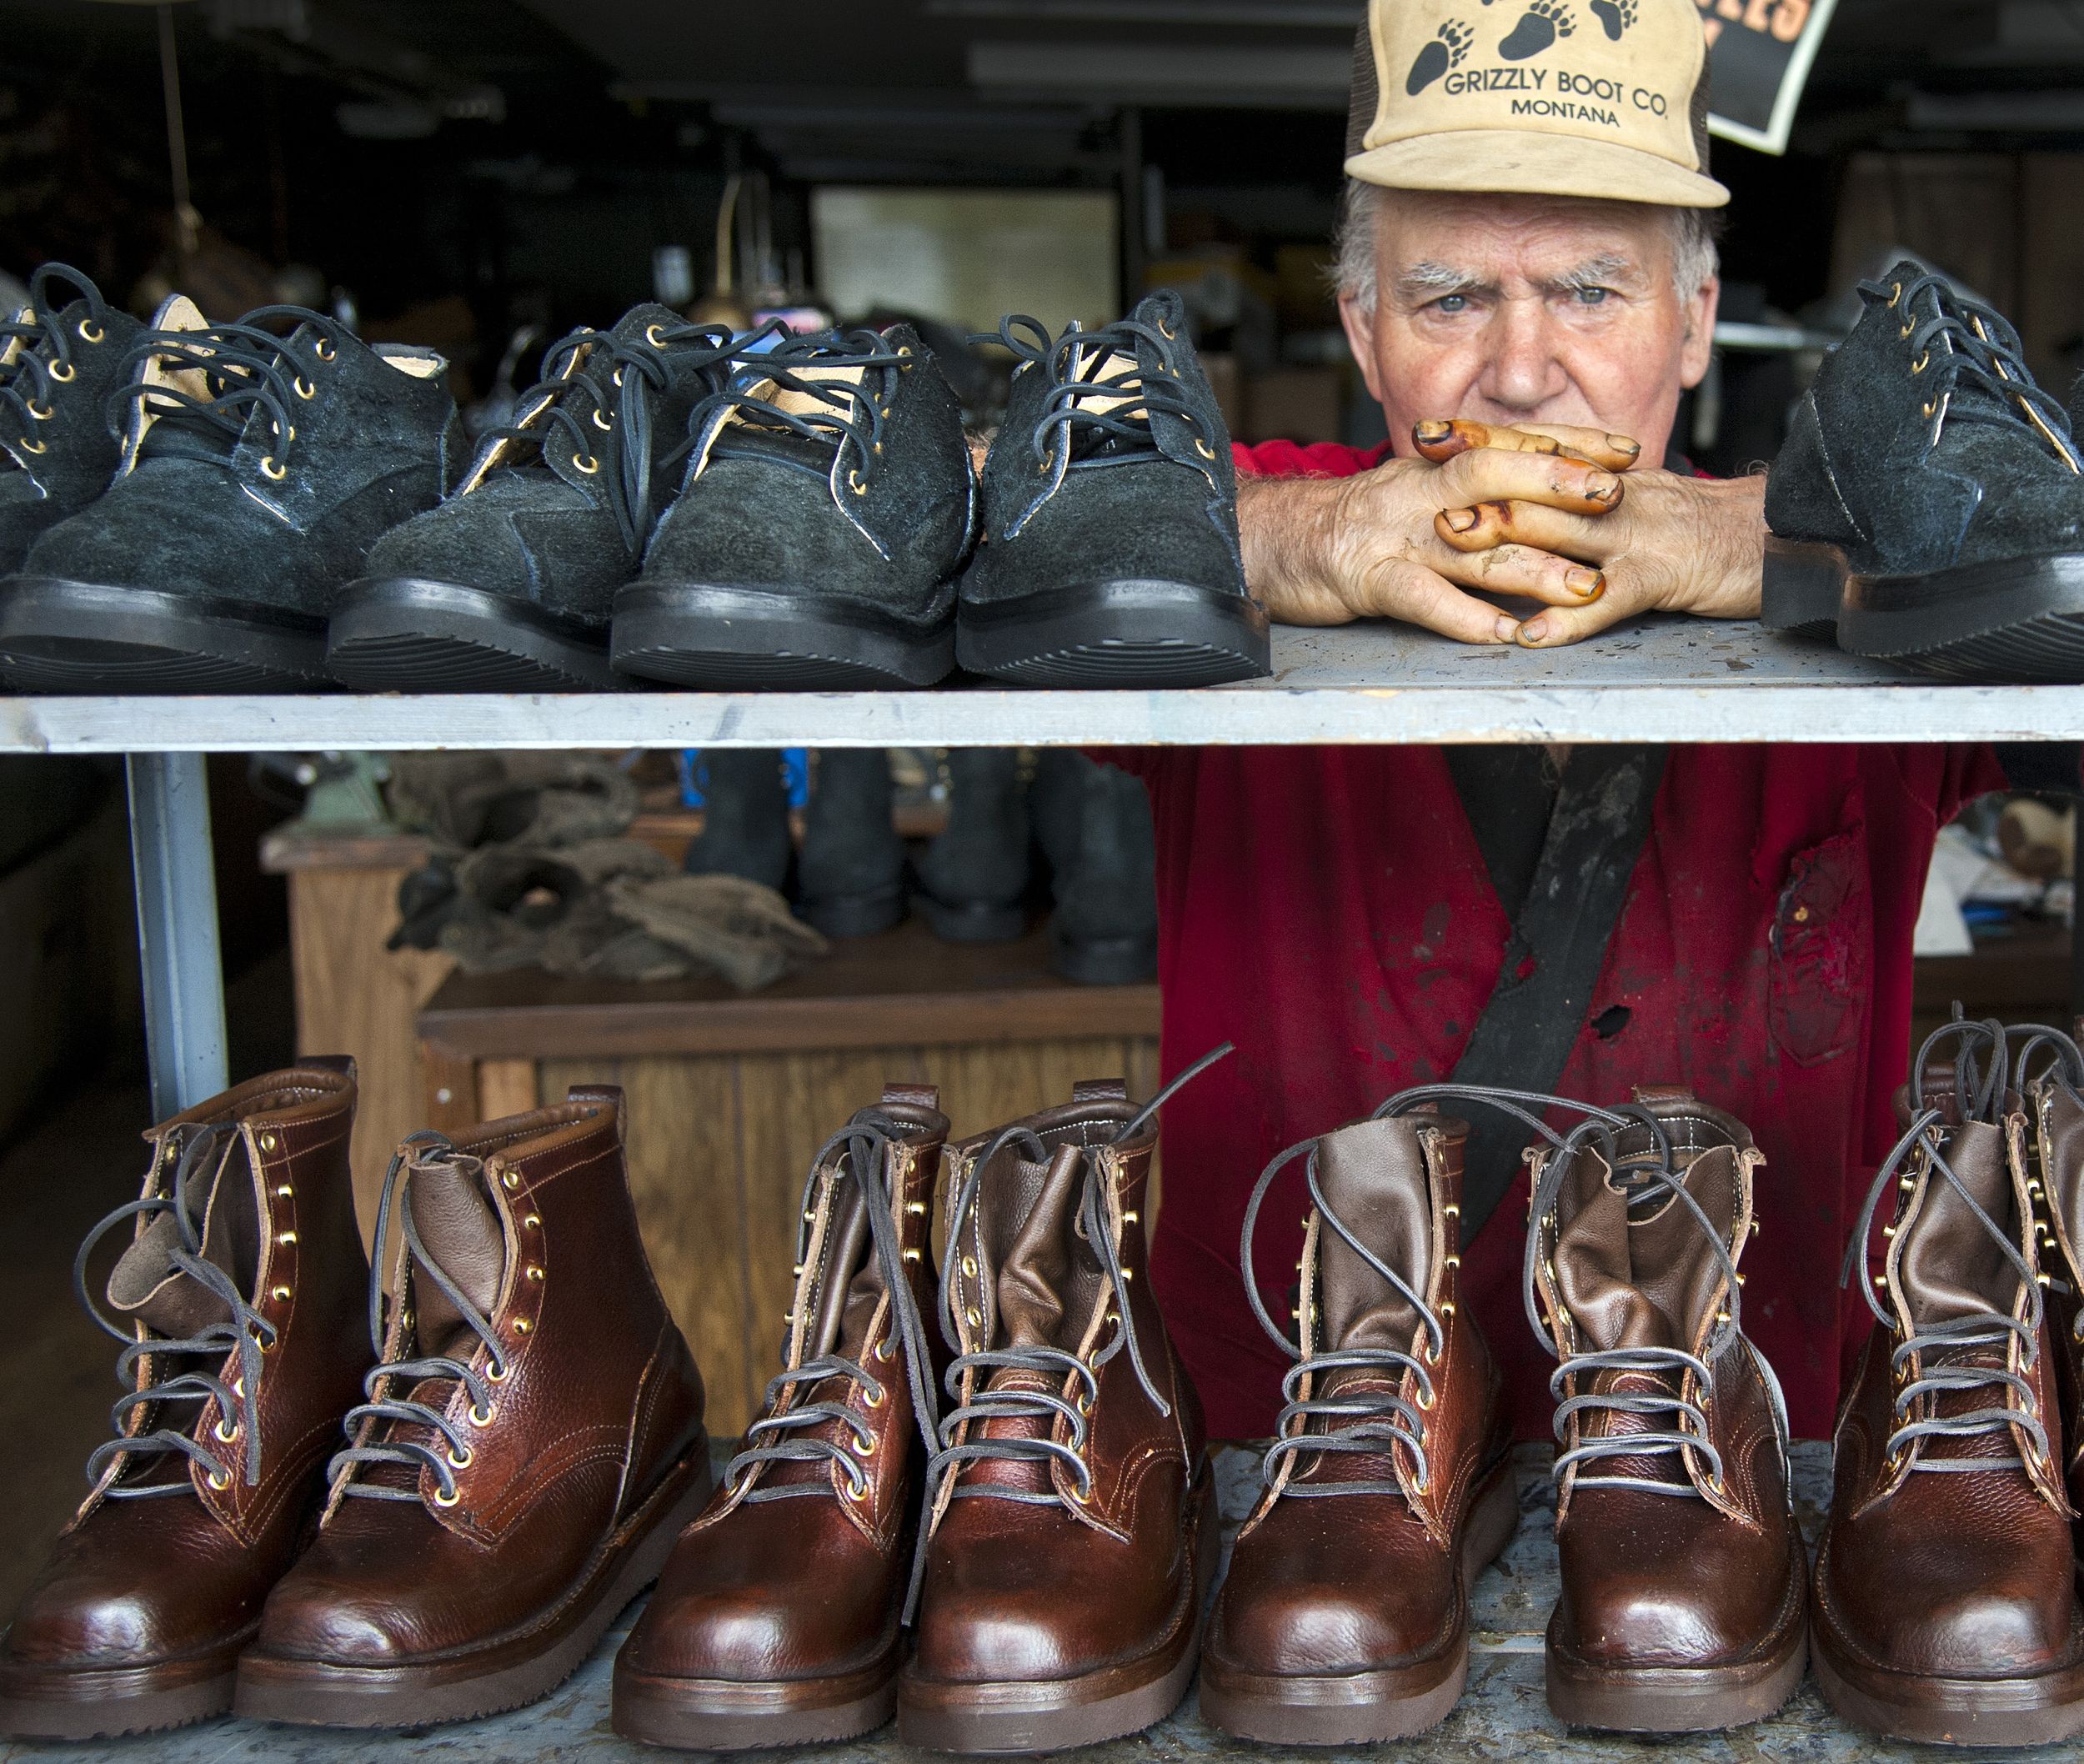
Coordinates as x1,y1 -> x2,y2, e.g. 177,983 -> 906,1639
1477,298 -> 1568,413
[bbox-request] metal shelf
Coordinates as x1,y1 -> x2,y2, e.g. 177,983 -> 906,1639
8,616 -> 2081,752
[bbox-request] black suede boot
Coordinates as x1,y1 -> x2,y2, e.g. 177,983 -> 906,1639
959,290 -> 1269,687
1763,259 -> 2084,679
613,324 -> 973,689
681,749 -> 793,893
1034,753 -> 1156,985
329,307 -> 742,692
797,749 -> 904,938
0,264 -> 143,572
915,747 -> 1030,943
0,300 -> 461,693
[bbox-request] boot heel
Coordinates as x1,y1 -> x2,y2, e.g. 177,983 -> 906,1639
1761,536 -> 1848,637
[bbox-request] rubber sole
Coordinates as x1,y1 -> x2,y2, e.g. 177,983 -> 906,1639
0,576 -> 328,693
0,1652 -> 238,1741
233,1446 -> 714,1729
1547,1607 -> 1806,1733
1197,1454 -> 1520,1744
1762,535 -> 2084,680
1050,922 -> 1156,986
957,579 -> 1270,688
895,1461 -> 1218,1753
1811,1622 -> 2084,1746
798,885 -> 907,940
611,582 -> 954,689
328,577 -> 624,693
613,1643 -> 901,1749
916,893 -> 1028,944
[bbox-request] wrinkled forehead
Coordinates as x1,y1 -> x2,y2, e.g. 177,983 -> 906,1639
1372,188 -> 1676,289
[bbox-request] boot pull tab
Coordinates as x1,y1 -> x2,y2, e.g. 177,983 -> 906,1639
1073,1079 -> 1127,1104
299,1053 -> 358,1085
1631,1084 -> 1695,1105
564,1084 -> 625,1145
883,1082 -> 940,1110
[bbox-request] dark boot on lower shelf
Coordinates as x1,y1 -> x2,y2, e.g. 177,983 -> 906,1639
798,749 -> 905,939
1035,753 -> 1156,985
914,749 -> 1029,944
0,1062 -> 368,1742
682,749 -> 794,893
234,1088 -> 711,1729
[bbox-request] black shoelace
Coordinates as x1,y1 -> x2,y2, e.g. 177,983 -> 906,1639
1382,1084 -> 1761,1498
693,328 -> 904,494
3,262 -> 113,465
73,1125 -> 277,1496
721,1115 -> 942,1505
983,311 -> 1217,481
903,1042 -> 1233,1620
1240,1129 -> 1444,1498
109,304 -> 343,480
1866,270 -> 2080,472
1841,1017 -> 2051,1471
480,318 -> 750,552
329,1131 -> 510,1507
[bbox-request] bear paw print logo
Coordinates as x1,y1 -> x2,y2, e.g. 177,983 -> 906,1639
1588,0 -> 1636,38
1498,0 -> 1575,60
1405,19 -> 1473,95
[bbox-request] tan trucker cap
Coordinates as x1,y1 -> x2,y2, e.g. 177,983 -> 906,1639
1345,0 -> 1727,208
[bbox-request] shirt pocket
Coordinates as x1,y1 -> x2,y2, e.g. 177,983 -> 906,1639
1768,828 -> 1871,1068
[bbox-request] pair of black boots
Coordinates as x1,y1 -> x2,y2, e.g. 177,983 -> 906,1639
687,748 -> 1155,983
1763,256 -> 2084,680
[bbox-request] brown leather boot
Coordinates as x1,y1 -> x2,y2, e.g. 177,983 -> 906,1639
2025,1023 -> 2084,1543
899,1065 -> 1220,1752
1200,1108 -> 1515,1743
0,1061 -> 368,1741
1816,1020 -> 2084,1745
613,1085 -> 950,1748
235,1085 -> 712,1727
1525,1085 -> 1807,1731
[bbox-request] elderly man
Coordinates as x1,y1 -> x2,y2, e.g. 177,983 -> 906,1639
1124,0 -> 2075,1460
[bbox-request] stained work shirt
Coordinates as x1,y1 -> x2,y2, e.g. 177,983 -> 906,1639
1115,436 -> 2041,1443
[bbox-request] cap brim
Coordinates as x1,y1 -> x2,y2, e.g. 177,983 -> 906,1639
1346,130 -> 1729,208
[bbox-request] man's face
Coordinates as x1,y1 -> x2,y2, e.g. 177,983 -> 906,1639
1340,189 -> 1718,464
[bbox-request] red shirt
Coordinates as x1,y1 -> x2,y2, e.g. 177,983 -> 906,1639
1117,436 -> 2018,1443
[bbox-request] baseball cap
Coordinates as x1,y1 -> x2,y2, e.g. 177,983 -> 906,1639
1345,0 -> 1728,208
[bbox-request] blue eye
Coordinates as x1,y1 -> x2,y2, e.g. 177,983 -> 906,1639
1435,293 -> 1468,313
1575,287 -> 1610,305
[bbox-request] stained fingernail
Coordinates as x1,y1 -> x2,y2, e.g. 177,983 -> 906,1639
1444,506 -> 1477,533
1586,471 -> 1620,499
1518,617 -> 1550,645
1608,434 -> 1641,456
1495,614 -> 1519,643
1566,567 -> 1603,598
1414,420 -> 1452,443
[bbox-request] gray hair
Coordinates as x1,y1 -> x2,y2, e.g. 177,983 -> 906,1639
1331,179 -> 1721,313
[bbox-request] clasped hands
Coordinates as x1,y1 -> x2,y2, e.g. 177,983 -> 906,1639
1248,419 -> 1767,649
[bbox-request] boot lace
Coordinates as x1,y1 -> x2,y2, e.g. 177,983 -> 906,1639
480,319 -> 751,552
1842,1017 -> 2051,1471
1864,270 -> 2080,471
904,1043 -> 1232,1619
691,328 -> 904,494
109,304 -> 345,480
3,262 -> 113,464
329,1131 -> 511,1506
1240,1129 -> 1444,1497
74,1125 -> 277,1496
722,1116 -> 943,1505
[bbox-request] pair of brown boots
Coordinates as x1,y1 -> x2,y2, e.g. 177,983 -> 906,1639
0,1060 -> 710,1741
614,1059 -> 1219,1752
1201,1081 -> 1807,1742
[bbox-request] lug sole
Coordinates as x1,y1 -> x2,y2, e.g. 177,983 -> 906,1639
957,579 -> 1270,688
0,1651 -> 238,1741
895,1461 -> 1218,1754
1811,1623 -> 2084,1746
0,576 -> 328,694
1762,536 -> 2084,680
1197,1453 -> 1520,1745
328,577 -> 625,693
611,581 -> 954,689
612,1645 -> 901,1750
233,1445 -> 714,1730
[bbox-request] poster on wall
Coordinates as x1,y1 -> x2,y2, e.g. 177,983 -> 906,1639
1700,0 -> 1841,154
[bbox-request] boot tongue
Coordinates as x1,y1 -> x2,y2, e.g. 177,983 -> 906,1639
1896,1120 -> 2021,1326
407,1151 -> 507,1363
108,1135 -> 259,1341
1313,1119 -> 1430,1354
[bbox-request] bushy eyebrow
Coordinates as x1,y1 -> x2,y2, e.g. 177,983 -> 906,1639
1391,251 -> 1647,307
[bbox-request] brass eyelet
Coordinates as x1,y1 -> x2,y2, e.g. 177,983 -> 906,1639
293,375 -> 316,400
591,409 -> 612,431
260,1133 -> 278,1152
1899,323 -> 1913,341
523,1213 -> 540,1230
1886,282 -> 1902,308
48,361 -> 75,383
847,469 -> 869,497
864,1384 -> 887,1409
1194,438 -> 1216,460
849,1432 -> 876,1458
1417,1386 -> 1435,1411
487,1360 -> 511,1385
78,318 -> 105,343
501,1170 -> 520,1190
573,453 -> 600,474
645,323 -> 668,348
960,1255 -> 978,1279
844,1476 -> 870,1503
26,399 -> 52,420
1075,1391 -> 1093,1416
446,1442 -> 473,1470
1067,1480 -> 1091,1506
513,1316 -> 533,1335
207,1468 -> 232,1491
1911,352 -> 1928,375
18,437 -> 45,454
259,455 -> 288,482
314,338 -> 337,362
874,1335 -> 895,1363
213,1418 -> 238,1444
525,1265 -> 544,1282
433,1483 -> 461,1507
278,1230 -> 297,1246
272,1285 -> 293,1302
1158,318 -> 1175,340
1921,400 -> 1936,418
470,1401 -> 496,1427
